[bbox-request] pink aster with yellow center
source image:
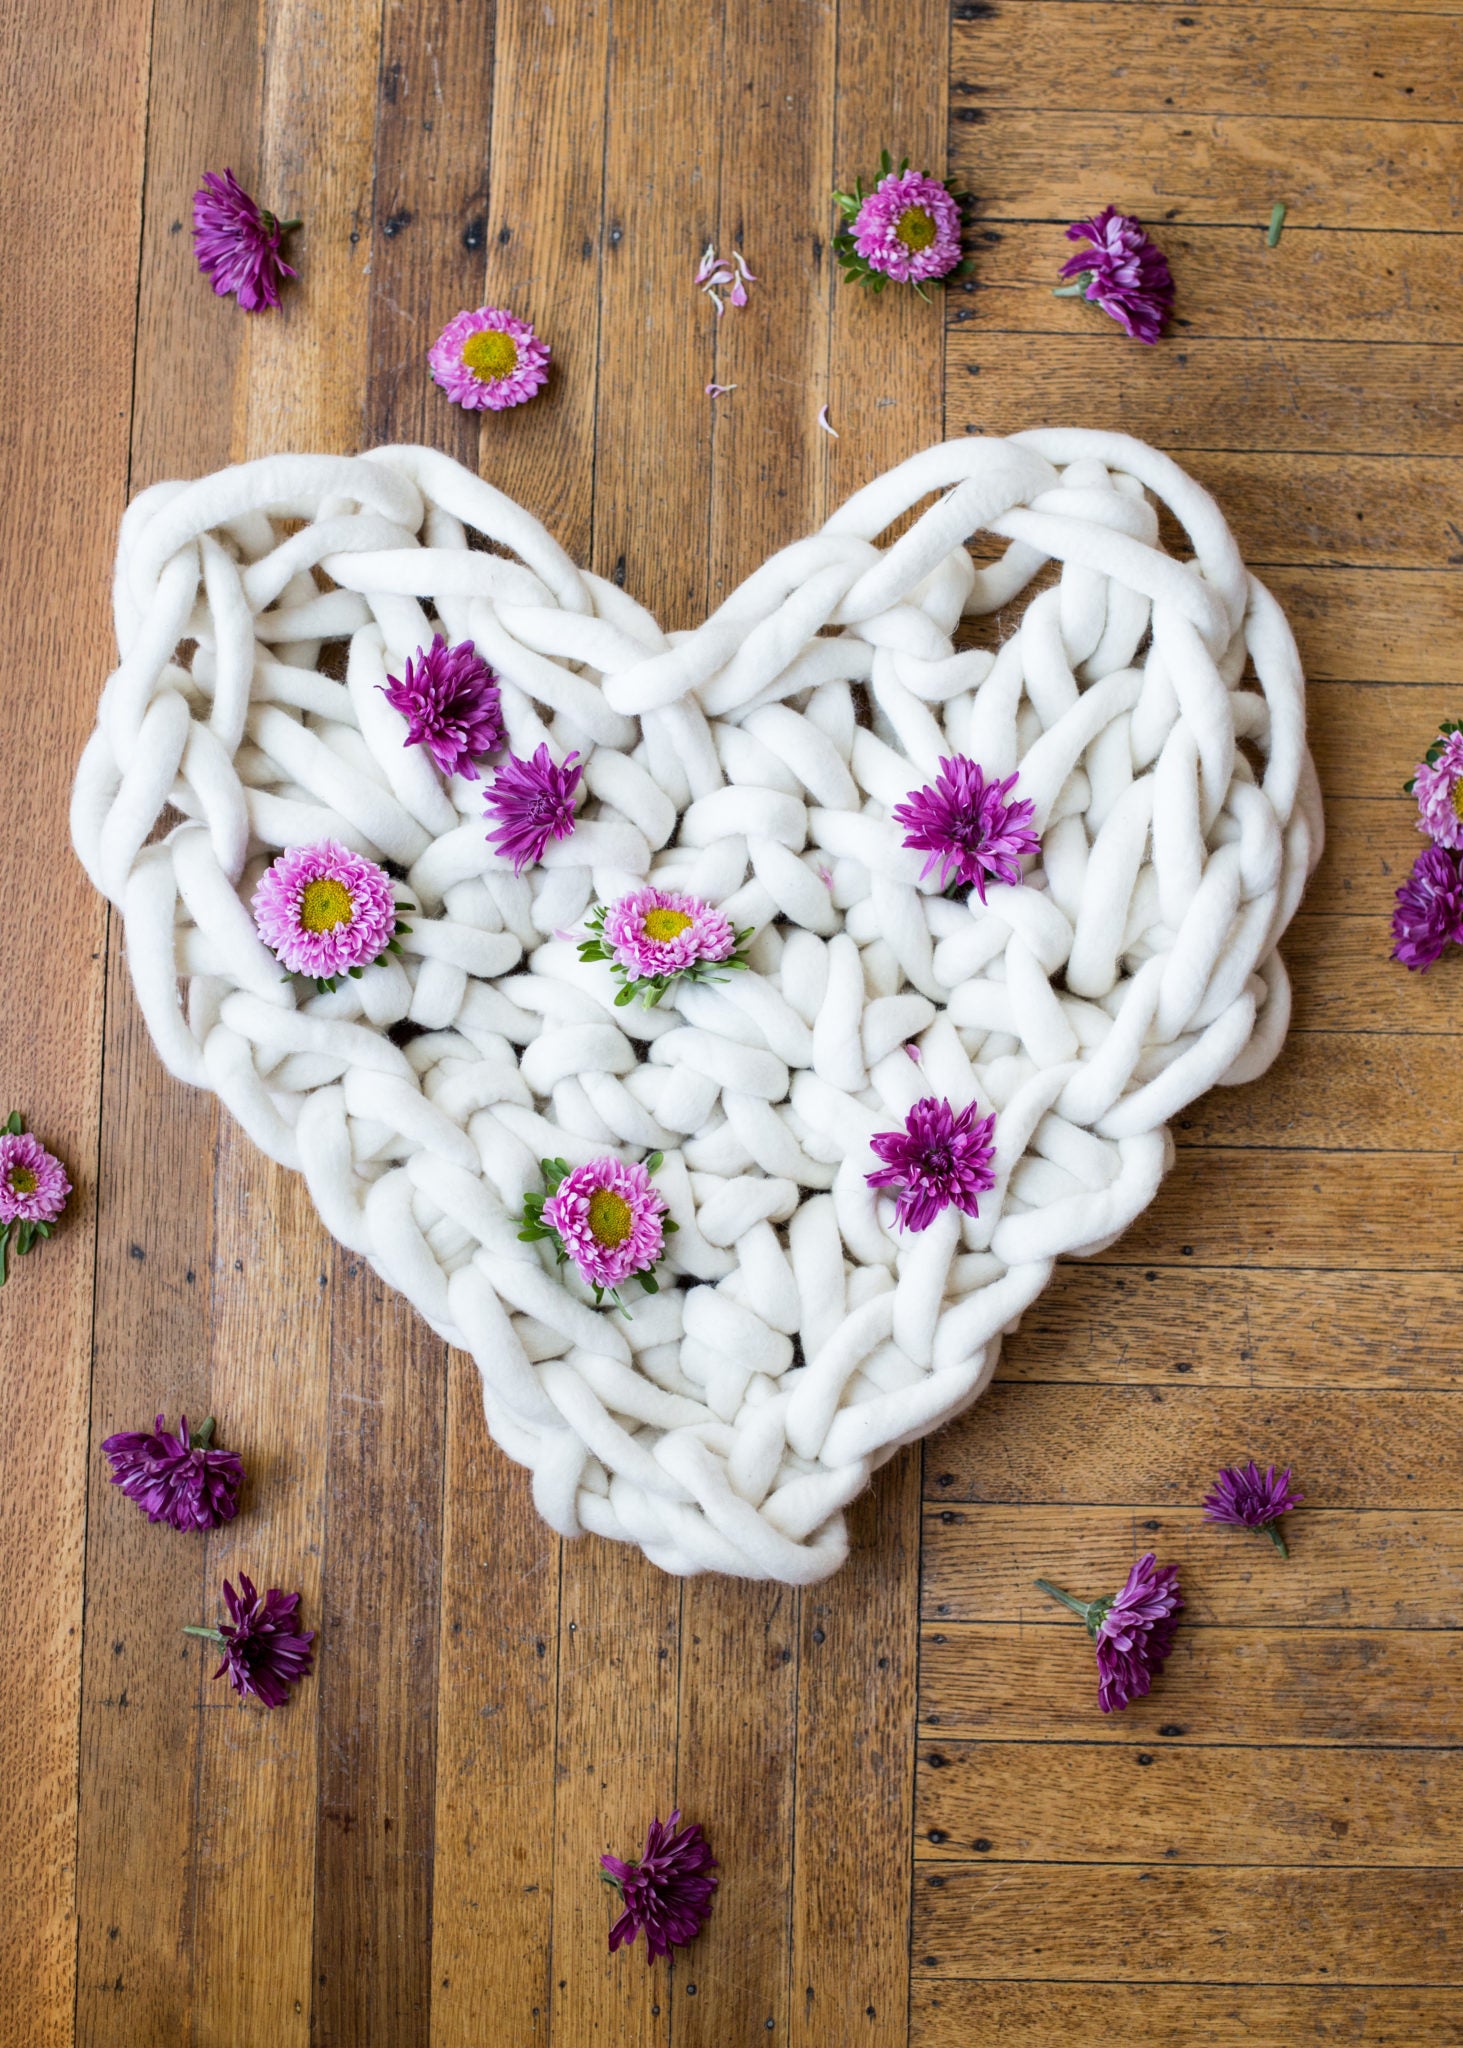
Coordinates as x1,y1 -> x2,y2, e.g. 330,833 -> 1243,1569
0,1129 -> 70,1226
381,634 -> 502,779
429,305 -> 550,412
580,886 -> 748,1007
1413,728 -> 1463,851
541,1157 -> 668,1293
251,840 -> 401,984
834,156 -> 965,292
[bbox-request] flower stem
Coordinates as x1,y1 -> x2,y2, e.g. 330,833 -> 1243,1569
1052,271 -> 1093,299
1265,1520 -> 1289,1559
190,1416 -> 216,1450
182,1626 -> 225,1643
1035,1578 -> 1092,1620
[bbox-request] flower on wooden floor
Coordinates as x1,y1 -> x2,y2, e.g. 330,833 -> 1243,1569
429,305 -> 550,411
866,1096 -> 998,1234
191,169 -> 299,313
601,1809 -> 719,1960
1203,1460 -> 1304,1558
1391,844 -> 1463,972
520,1154 -> 675,1307
1037,1553 -> 1183,1714
102,1414 -> 245,1532
381,634 -> 503,780
892,755 -> 1040,902
833,153 -> 967,296
1053,206 -> 1174,345
483,744 -> 582,875
251,840 -> 408,992
1410,723 -> 1463,851
579,885 -> 748,1008
184,1573 -> 314,1709
0,1114 -> 70,1285
696,243 -> 756,316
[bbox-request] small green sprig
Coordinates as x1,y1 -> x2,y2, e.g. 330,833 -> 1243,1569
0,1110 -> 55,1288
831,150 -> 976,301
516,1153 -> 678,1315
306,899 -> 417,995
576,905 -> 755,1009
1403,719 -> 1461,796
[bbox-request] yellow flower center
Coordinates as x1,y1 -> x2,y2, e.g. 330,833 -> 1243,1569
8,1165 -> 37,1195
896,205 -> 937,251
587,1187 -> 634,1246
1452,778 -> 1463,822
643,907 -> 694,942
461,329 -> 519,382
300,877 -> 354,932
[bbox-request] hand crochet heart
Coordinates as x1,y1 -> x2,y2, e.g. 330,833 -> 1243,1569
72,431 -> 1322,1584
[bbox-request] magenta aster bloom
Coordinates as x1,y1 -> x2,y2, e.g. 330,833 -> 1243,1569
601,1809 -> 718,1960
1038,1553 -> 1183,1714
1391,844 -> 1463,972
1203,1459 -> 1304,1557
866,1095 -> 998,1233
0,1127 -> 70,1226
834,156 -> 964,292
580,885 -> 744,1009
381,634 -> 502,779
527,1154 -> 670,1301
429,305 -> 550,412
185,1573 -> 315,1709
484,745 -> 582,874
103,1413 -> 245,1532
892,755 -> 1040,902
1412,726 -> 1463,850
192,169 -> 299,312
251,839 -> 403,989
1057,207 -> 1174,345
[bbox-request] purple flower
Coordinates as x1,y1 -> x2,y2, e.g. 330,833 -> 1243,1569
892,756 -> 1040,902
601,1809 -> 718,1960
251,840 -> 403,988
531,1155 -> 669,1298
581,886 -> 743,1006
484,745 -> 581,874
429,306 -> 550,411
381,635 -> 502,780
866,1095 -> 998,1233
0,1127 -> 70,1226
1058,207 -> 1174,345
1204,1460 -> 1304,1557
185,1573 -> 315,1709
1392,844 -> 1463,972
103,1413 -> 245,1532
1413,727 -> 1463,850
1037,1553 -> 1183,1714
192,170 -> 298,312
835,161 -> 964,290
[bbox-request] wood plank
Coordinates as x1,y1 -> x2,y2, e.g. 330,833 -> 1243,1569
1306,684 -> 1461,798
1310,798 -> 1438,918
989,1264 -> 1463,1389
925,1384 -> 1463,1508
913,1981 -> 1463,2048
1263,568 -> 1463,683
919,1624 -> 1463,1743
921,1506 -> 1463,1625
912,1861 -> 1463,1981
1286,915 -> 1463,1029
914,1738 -> 1463,1863
1175,1033 -> 1461,1150
953,6 -> 1463,119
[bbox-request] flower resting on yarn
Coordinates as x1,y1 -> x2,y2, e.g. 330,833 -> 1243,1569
1391,844 -> 1463,972
251,841 -> 410,993
192,169 -> 299,312
484,745 -> 582,874
1037,1553 -> 1183,1714
103,1414 -> 245,1532
1408,723 -> 1463,850
893,756 -> 1040,902
833,153 -> 968,296
601,1809 -> 718,1960
184,1573 -> 315,1709
520,1154 -> 676,1308
1203,1460 -> 1304,1558
866,1095 -> 998,1233
429,306 -> 550,411
0,1112 -> 70,1286
381,635 -> 503,780
579,887 -> 751,1009
1054,207 -> 1174,345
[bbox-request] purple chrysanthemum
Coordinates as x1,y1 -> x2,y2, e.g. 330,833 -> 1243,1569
429,305 -> 550,412
1391,844 -> 1463,972
1413,729 -> 1463,850
601,1809 -> 718,1961
102,1413 -> 245,1532
892,756 -> 1040,902
0,1130 -> 70,1226
1037,1553 -> 1183,1714
186,1573 -> 315,1710
866,1095 -> 998,1233
603,888 -> 736,983
381,635 -> 502,780
849,167 -> 963,285
1203,1459 -> 1304,1557
541,1156 -> 668,1293
484,745 -> 581,874
1058,207 -> 1174,345
251,840 -> 400,984
192,169 -> 298,312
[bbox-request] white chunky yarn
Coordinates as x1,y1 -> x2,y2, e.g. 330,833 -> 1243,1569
71,431 -> 1322,1584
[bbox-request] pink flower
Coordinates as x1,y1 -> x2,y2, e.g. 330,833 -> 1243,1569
429,306 -> 550,411
1413,727 -> 1463,850
381,634 -> 502,779
835,158 -> 964,290
0,1127 -> 70,1226
192,170 -> 298,312
892,756 -> 1040,901
866,1095 -> 997,1233
251,840 -> 402,986
696,244 -> 756,316
579,886 -> 746,1006
602,1810 -> 718,1960
537,1156 -> 669,1294
484,745 -> 582,874
1057,208 -> 1174,345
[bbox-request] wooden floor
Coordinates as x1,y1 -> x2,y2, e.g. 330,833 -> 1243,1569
2,0 -> 1460,2042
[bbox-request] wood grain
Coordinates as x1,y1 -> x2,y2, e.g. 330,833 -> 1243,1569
1174,1032 -> 1461,1150
913,1982 -> 1463,2048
